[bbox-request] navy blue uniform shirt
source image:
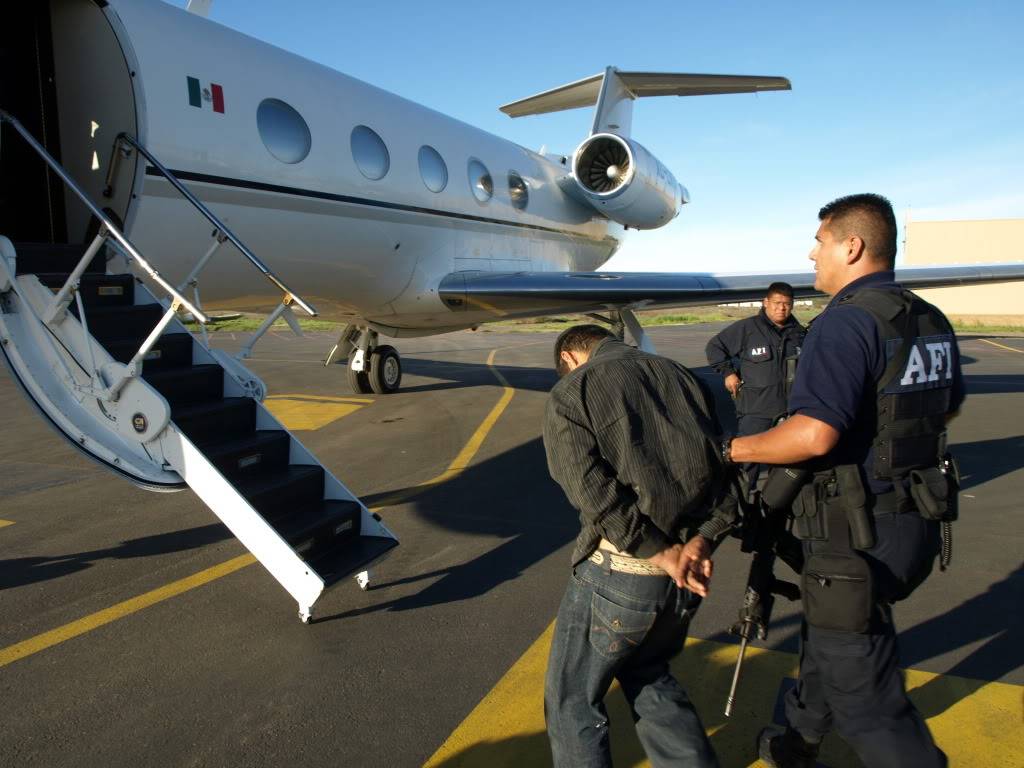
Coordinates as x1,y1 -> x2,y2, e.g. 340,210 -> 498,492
788,271 -> 966,493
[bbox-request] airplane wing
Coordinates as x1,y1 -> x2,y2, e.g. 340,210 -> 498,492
438,264 -> 1024,319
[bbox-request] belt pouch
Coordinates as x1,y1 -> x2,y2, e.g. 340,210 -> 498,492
791,482 -> 826,540
908,467 -> 950,521
801,501 -> 875,633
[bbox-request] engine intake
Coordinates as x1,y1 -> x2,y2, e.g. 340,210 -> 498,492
572,133 -> 687,229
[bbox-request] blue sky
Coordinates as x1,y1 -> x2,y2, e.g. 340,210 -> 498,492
190,0 -> 1023,273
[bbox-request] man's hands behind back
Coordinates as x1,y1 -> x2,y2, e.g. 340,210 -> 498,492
648,535 -> 714,597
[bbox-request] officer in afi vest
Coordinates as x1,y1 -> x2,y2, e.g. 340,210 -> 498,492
727,194 -> 961,768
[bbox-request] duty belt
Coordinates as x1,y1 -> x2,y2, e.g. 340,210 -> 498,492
588,540 -> 666,576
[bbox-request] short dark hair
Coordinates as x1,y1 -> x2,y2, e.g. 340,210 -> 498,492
818,193 -> 897,268
766,282 -> 794,300
554,324 -> 612,376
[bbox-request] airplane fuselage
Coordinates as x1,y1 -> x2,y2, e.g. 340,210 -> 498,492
64,0 -> 622,333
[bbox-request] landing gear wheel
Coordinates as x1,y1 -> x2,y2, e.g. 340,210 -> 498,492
369,345 -> 402,394
346,351 -> 372,394
299,607 -> 313,624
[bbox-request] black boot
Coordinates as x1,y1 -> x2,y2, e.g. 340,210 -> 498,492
757,724 -> 820,768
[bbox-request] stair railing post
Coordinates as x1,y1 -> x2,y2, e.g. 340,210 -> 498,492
106,300 -> 183,402
192,283 -> 210,348
178,229 -> 228,294
237,298 -> 297,360
73,287 -> 102,388
42,228 -> 108,326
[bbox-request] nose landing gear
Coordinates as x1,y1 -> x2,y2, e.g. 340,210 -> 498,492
328,325 -> 403,394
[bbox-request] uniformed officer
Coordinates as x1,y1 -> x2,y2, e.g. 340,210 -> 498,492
706,282 -> 806,438
726,193 -> 960,768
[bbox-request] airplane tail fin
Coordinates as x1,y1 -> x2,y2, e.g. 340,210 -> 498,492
499,67 -> 791,137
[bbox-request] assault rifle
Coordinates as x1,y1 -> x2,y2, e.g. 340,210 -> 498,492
723,468 -> 806,717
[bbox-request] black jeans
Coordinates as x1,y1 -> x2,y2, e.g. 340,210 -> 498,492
785,512 -> 947,767
544,558 -> 718,768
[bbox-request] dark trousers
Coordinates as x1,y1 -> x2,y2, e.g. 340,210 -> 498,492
545,558 -> 718,768
785,512 -> 947,767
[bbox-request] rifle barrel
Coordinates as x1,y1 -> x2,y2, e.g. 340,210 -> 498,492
724,634 -> 750,717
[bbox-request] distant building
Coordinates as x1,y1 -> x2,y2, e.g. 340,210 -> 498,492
904,219 -> 1023,324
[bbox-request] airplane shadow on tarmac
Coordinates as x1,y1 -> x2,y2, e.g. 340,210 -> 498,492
0,523 -> 233,590
379,357 -> 557,394
900,563 -> 1024,717
317,436 -> 578,622
962,372 -> 1024,394
951,434 -> 1024,489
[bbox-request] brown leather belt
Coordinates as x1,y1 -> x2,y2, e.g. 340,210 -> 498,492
588,540 -> 666,576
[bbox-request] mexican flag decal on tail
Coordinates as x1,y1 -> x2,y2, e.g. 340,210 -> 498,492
187,76 -> 225,113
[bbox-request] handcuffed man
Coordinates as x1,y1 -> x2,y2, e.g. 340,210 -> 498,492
543,324 -> 738,768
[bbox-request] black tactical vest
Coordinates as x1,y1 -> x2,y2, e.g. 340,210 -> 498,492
841,288 -> 957,481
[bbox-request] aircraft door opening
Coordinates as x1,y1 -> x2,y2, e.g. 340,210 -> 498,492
47,0 -> 139,245
0,3 -> 67,244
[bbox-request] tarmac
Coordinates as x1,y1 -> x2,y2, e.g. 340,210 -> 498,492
0,323 -> 1021,768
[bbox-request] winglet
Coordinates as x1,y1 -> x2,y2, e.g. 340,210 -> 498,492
500,68 -> 791,137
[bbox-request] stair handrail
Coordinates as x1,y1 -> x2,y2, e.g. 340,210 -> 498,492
111,132 -> 318,317
0,109 -> 209,324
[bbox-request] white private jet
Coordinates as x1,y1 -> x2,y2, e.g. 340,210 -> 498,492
1,0 -> 1021,620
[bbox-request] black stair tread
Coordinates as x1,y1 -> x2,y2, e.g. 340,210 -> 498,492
35,272 -> 134,288
142,363 -> 222,383
13,242 -> 104,276
171,397 -> 255,445
234,464 -> 324,511
172,396 -> 254,423
104,333 -> 192,358
313,535 -> 400,586
274,499 -> 361,553
141,363 -> 223,406
74,302 -> 163,319
204,430 -> 291,478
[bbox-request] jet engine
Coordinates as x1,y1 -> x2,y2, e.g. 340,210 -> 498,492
571,133 -> 688,229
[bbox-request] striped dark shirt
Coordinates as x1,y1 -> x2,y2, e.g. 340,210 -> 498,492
543,339 -> 736,566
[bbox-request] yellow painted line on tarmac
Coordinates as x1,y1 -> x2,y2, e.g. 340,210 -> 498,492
0,347 -> 517,669
368,347 -> 515,510
425,625 -> 1024,768
0,554 -> 256,669
0,519 -> 14,529
264,393 -> 371,431
980,338 -> 1024,354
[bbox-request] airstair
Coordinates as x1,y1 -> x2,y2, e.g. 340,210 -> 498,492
0,111 -> 397,622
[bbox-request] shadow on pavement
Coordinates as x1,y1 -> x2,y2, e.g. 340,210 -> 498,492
389,357 -> 556,394
319,438 -> 576,622
952,435 -> 1024,489
963,373 -> 1024,394
0,523 -> 232,589
900,563 -> 1023,716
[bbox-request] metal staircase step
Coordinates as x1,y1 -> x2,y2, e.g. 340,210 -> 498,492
72,303 -> 164,344
172,397 -> 256,446
234,465 -> 325,520
204,430 -> 291,481
13,242 -> 104,276
37,272 -> 136,308
274,499 -> 361,558
103,332 -> 192,371
142,363 -> 223,406
312,535 -> 400,588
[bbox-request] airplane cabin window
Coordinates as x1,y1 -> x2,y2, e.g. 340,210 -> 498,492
351,125 -> 390,180
418,145 -> 448,193
468,158 -> 493,203
256,98 -> 311,164
508,171 -> 529,210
